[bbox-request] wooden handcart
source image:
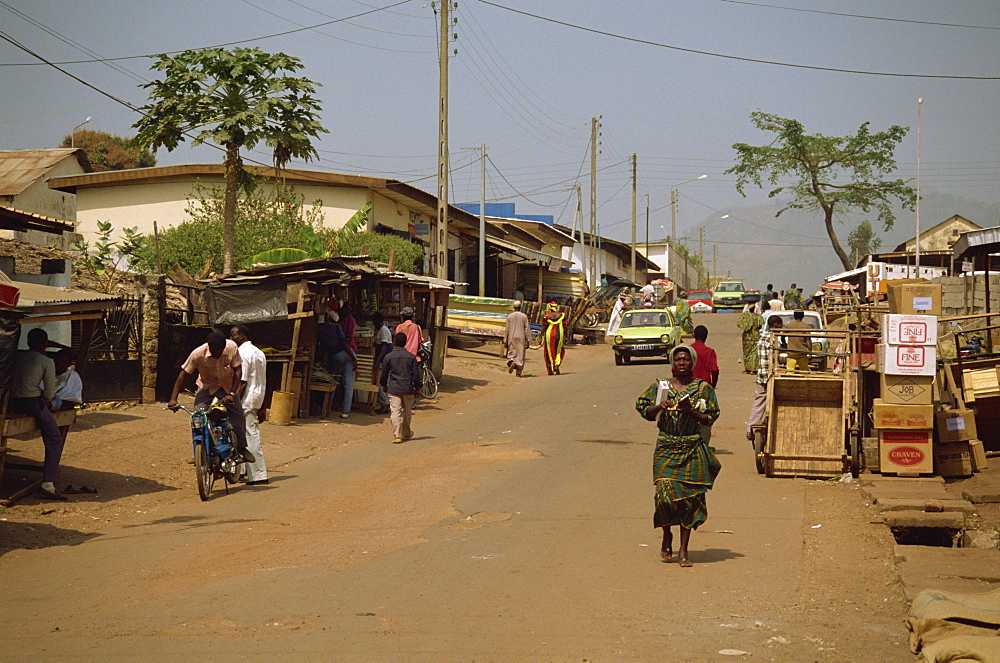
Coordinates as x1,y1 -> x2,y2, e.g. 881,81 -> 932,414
751,330 -> 860,478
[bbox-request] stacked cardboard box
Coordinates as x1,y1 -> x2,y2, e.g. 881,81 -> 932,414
934,409 -> 977,477
877,309 -> 939,475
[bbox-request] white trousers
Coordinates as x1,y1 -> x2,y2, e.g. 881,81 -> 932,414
389,393 -> 414,440
243,409 -> 268,481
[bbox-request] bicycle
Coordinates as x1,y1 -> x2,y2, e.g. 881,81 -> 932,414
417,340 -> 439,399
168,399 -> 244,501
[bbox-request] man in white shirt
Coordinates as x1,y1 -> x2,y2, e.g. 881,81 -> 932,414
50,350 -> 83,410
767,294 -> 785,312
372,312 -> 393,414
230,325 -> 268,485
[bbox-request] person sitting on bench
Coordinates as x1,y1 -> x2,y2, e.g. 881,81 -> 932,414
11,328 -> 68,501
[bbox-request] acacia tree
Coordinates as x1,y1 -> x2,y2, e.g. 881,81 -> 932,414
727,112 -> 915,271
60,129 -> 156,171
132,47 -> 327,274
847,220 -> 882,266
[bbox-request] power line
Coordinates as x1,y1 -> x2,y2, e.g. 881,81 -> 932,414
0,0 -> 416,67
474,0 -> 1000,80
714,0 -> 1000,31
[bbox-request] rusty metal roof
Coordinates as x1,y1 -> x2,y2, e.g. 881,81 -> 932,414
0,206 -> 75,234
3,278 -> 120,311
0,149 -> 91,197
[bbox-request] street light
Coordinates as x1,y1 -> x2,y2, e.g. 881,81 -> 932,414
71,117 -> 92,147
670,175 -> 707,244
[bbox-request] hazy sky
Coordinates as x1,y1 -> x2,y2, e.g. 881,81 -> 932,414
2,0 -> 997,281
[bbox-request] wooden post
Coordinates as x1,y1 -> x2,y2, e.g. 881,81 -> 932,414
537,263 -> 544,305
985,251 -> 993,353
281,279 -> 309,393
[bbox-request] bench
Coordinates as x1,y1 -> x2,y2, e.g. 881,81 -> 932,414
0,408 -> 77,505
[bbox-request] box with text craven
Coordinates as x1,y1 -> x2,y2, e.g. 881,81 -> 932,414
881,314 -> 938,346
879,430 -> 934,474
871,398 -> 934,429
880,374 -> 935,405
877,343 -> 937,376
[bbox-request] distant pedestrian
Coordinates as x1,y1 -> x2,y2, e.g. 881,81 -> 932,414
768,292 -> 785,312
395,306 -> 424,358
784,310 -> 812,371
784,283 -> 804,310
636,344 -> 721,568
541,301 -> 567,375
230,325 -> 268,485
761,283 -> 775,302
689,325 -> 720,446
674,293 -> 694,334
372,311 -> 393,414
747,316 -> 783,440
512,284 -> 525,302
737,303 -> 764,373
503,301 -> 530,377
380,332 -> 422,443
317,310 -> 358,419
639,281 -> 656,307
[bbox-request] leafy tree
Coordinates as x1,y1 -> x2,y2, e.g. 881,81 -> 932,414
337,231 -> 424,274
132,47 -> 327,274
847,220 -> 882,266
60,129 -> 157,171
72,220 -> 144,293
727,111 -> 916,271
672,241 -> 707,288
132,181 -> 331,275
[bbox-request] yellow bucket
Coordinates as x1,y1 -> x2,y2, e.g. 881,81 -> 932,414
270,390 -> 296,426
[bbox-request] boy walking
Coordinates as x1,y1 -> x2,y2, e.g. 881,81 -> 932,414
380,332 -> 422,443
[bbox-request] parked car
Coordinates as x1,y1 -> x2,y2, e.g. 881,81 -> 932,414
611,308 -> 682,365
761,309 -> 828,368
711,280 -> 746,311
686,290 -> 713,313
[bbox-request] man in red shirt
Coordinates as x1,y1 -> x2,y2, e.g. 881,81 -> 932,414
690,325 -> 719,388
395,306 -> 424,359
689,325 -> 719,446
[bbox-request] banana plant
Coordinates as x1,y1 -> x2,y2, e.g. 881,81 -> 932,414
243,202 -> 372,268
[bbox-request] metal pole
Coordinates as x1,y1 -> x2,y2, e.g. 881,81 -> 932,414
713,243 -> 717,288
590,118 -> 599,288
478,143 -> 486,296
645,194 -> 649,283
915,98 -> 923,275
670,188 -> 677,246
435,1 -> 450,279
699,226 -> 704,288
631,153 -> 637,284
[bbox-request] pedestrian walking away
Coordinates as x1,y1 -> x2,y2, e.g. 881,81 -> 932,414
636,344 -> 721,567
168,331 -> 255,464
317,310 -> 359,419
747,316 -> 783,440
230,324 -> 269,485
10,328 -> 68,500
395,306 -> 424,358
541,301 -> 567,375
380,332 -> 422,443
689,325 -> 720,445
673,293 -> 694,335
503,300 -> 530,377
737,303 -> 764,373
784,309 -> 812,371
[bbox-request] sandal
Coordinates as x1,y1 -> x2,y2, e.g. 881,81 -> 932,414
679,557 -> 693,568
660,548 -> 673,562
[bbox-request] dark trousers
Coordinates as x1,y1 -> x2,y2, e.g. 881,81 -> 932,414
194,389 -> 247,450
11,396 -> 65,483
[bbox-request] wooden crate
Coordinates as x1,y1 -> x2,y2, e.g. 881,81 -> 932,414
766,374 -> 847,478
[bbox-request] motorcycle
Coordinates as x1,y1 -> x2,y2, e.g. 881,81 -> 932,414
168,399 -> 244,501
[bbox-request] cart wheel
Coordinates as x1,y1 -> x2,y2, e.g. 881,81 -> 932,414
614,353 -> 623,366
849,432 -> 860,479
585,312 -> 600,327
528,328 -> 543,350
753,428 -> 766,475
598,310 -> 609,323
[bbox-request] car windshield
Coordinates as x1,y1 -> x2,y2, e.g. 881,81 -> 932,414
771,313 -> 821,329
715,283 -> 744,292
622,311 -> 672,328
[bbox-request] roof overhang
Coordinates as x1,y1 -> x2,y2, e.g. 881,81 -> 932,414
953,226 -> 1000,259
486,236 -> 573,270
3,279 -> 120,317
0,207 -> 74,235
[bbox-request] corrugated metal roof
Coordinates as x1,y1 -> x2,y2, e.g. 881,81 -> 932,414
0,149 -> 90,197
4,279 -> 119,310
0,206 -> 75,234
953,226 -> 1000,258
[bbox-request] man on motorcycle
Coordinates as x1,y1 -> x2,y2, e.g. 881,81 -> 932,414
168,331 -> 255,463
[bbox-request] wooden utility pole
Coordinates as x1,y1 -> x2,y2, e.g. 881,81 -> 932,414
436,1 -> 451,279
630,153 -> 637,284
699,225 -> 705,288
670,188 -> 677,245
713,243 -> 718,289
590,117 -> 599,288
478,144 -> 486,295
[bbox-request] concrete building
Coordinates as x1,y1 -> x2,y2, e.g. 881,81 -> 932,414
0,148 -> 89,250
895,214 -> 983,253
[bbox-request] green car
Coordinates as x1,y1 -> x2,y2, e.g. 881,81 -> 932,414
611,308 -> 682,365
711,280 -> 747,311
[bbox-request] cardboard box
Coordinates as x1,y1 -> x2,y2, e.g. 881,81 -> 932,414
877,343 -> 937,376
886,279 -> 942,315
871,399 -> 934,429
936,409 -> 978,443
881,314 -> 938,346
880,430 -> 934,474
934,440 -> 973,477
970,439 -> 988,472
880,373 -> 935,405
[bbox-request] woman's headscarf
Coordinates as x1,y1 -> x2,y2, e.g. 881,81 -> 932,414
669,343 -> 698,367
547,301 -> 559,312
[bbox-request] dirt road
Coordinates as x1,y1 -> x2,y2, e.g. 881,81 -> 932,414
0,313 -> 910,660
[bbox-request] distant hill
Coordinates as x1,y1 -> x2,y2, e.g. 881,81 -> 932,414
683,189 -> 1000,293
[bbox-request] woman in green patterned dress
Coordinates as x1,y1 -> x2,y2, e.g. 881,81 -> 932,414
737,303 -> 764,373
636,344 -> 721,567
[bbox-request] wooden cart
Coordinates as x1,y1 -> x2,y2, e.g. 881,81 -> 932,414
751,332 -> 860,478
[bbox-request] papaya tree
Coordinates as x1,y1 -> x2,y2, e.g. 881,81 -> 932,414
132,47 -> 327,274
727,112 -> 915,271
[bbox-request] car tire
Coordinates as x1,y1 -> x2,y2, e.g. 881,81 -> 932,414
622,355 -> 631,364
614,353 -> 623,366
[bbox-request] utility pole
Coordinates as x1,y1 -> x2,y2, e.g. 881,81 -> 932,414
573,184 -> 584,284
478,144 -> 486,295
630,153 -> 637,284
698,225 -> 705,288
713,243 -> 717,289
670,188 -> 677,245
590,117 -> 600,289
644,194 -> 650,283
435,1 -> 453,280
